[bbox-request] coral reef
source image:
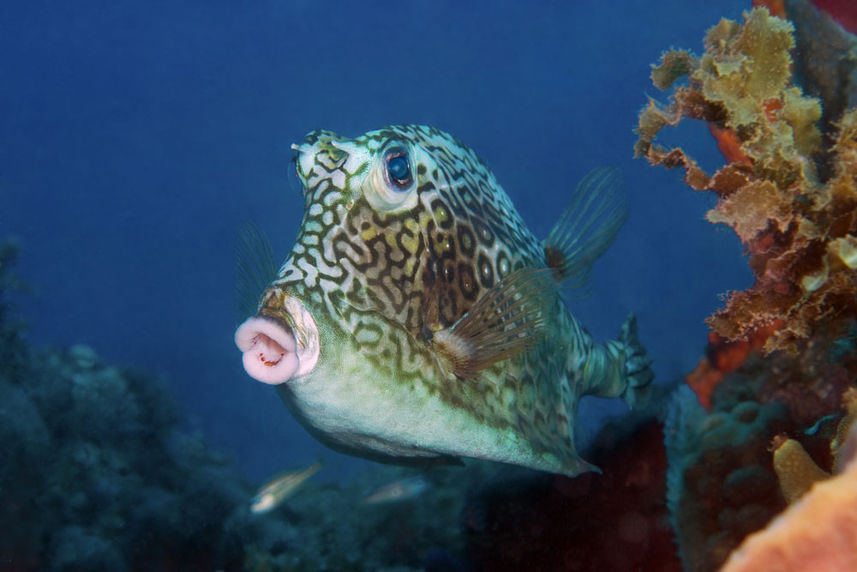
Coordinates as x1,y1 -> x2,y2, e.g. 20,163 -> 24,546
0,316 -> 250,567
771,386 -> 857,502
721,423 -> 857,571
781,0 -> 857,152
639,10 -> 857,565
685,322 -> 780,409
663,317 -> 856,570
635,6 -> 857,355
664,385 -> 790,571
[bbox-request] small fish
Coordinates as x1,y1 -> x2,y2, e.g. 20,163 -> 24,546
235,125 -> 654,476
363,475 -> 430,505
250,461 -> 322,514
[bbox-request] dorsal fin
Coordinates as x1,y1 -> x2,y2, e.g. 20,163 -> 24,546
543,167 -> 628,290
235,221 -> 279,319
432,267 -> 554,378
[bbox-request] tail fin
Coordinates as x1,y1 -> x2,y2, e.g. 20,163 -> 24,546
618,313 -> 654,408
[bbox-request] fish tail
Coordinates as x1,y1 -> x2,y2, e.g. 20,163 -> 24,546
576,313 -> 652,407
615,313 -> 654,408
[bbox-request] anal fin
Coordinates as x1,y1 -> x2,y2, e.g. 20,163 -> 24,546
432,267 -> 554,378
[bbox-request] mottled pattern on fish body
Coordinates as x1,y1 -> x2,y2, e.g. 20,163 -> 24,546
249,125 -> 652,476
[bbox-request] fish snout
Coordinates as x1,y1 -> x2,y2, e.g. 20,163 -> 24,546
235,295 -> 320,385
235,317 -> 299,384
292,130 -> 347,181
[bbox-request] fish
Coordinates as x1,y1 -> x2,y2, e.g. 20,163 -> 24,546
234,125 -> 654,477
363,475 -> 430,505
250,461 -> 322,514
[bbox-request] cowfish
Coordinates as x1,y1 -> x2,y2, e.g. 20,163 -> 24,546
250,461 -> 322,514
235,125 -> 653,477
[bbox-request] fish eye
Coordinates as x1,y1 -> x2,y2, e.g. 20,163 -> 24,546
362,140 -> 421,213
384,147 -> 413,190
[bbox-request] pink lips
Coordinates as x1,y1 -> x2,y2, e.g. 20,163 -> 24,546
234,317 -> 299,385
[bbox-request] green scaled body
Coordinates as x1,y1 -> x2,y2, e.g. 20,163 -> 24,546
235,125 -> 653,476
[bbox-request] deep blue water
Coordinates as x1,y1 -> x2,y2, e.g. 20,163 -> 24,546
1,0 -> 750,483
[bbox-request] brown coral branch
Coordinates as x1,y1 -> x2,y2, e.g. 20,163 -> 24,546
636,7 -> 857,354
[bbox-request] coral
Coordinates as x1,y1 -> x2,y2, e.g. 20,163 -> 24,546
635,7 -> 857,355
664,384 -> 790,572
833,386 -> 857,470
771,386 -> 857,502
783,0 -> 857,156
665,318 -> 857,571
685,322 -> 781,409
720,433 -> 857,571
771,436 -> 830,503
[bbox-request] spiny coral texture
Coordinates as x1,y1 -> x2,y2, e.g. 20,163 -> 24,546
635,6 -> 857,354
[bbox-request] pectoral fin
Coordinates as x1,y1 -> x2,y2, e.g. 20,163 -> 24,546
432,267 -> 554,378
236,221 -> 279,318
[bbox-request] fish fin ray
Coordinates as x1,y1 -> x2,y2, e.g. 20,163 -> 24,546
432,267 -> 553,378
236,221 -> 279,319
617,313 -> 654,408
543,166 -> 628,291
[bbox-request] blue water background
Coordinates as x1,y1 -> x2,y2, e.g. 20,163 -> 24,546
1,0 -> 750,482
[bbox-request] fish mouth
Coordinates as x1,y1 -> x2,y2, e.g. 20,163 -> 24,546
234,296 -> 320,385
